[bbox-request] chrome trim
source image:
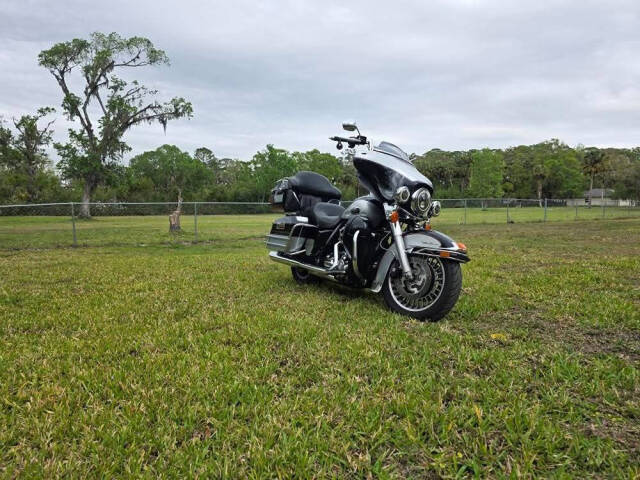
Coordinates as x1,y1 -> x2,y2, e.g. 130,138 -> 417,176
267,222 -> 317,253
393,186 -> 410,204
429,201 -> 441,217
352,230 -> 363,280
390,220 -> 413,279
411,188 -> 432,218
268,251 -> 338,281
266,233 -> 289,251
286,223 -> 317,252
328,241 -> 341,270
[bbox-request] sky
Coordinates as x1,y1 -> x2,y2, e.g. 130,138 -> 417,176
1,0 -> 639,162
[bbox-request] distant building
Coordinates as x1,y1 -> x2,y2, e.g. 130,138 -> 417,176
566,188 -> 631,206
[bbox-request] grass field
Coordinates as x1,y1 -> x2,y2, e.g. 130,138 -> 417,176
0,204 -> 639,249
1,216 -> 639,477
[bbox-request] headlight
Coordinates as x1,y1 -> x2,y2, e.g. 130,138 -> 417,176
430,200 -> 441,217
411,188 -> 431,218
393,186 -> 410,204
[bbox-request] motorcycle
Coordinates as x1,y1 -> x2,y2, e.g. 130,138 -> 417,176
266,122 -> 470,320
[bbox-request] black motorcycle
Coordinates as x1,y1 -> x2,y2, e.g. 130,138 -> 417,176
266,122 -> 470,320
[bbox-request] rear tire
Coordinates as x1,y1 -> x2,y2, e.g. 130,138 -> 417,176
291,267 -> 320,284
382,257 -> 462,321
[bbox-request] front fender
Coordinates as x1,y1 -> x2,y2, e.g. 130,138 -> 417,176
369,229 -> 470,293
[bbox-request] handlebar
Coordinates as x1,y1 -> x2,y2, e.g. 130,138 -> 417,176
329,135 -> 367,146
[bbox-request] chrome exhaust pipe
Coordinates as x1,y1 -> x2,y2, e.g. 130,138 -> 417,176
268,251 -> 336,280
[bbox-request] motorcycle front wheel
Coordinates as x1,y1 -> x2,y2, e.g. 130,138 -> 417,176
382,255 -> 462,321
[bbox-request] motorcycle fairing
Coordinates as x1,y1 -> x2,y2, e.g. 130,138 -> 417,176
353,148 -> 433,203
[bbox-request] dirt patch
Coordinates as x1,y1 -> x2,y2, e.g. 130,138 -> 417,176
472,307 -> 640,362
582,418 -> 640,460
572,328 -> 640,361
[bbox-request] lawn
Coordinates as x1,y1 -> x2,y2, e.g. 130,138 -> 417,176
0,203 -> 638,249
0,217 -> 638,477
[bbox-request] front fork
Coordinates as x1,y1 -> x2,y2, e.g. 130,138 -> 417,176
385,204 -> 413,280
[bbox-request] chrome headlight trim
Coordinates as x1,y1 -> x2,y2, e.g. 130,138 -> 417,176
411,188 -> 432,218
393,186 -> 410,204
430,200 -> 441,217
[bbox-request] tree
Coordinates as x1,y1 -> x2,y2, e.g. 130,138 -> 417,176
128,145 -> 214,201
582,148 -> 605,207
0,108 -> 56,202
38,32 -> 193,217
413,149 -> 472,198
503,145 -> 535,199
193,147 -> 228,187
293,149 -> 342,182
251,145 -> 298,201
467,149 -> 503,206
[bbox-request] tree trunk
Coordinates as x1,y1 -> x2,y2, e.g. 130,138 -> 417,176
26,164 -> 37,203
169,190 -> 183,232
588,173 -> 594,208
79,180 -> 92,218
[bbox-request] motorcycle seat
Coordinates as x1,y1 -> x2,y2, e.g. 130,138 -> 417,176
287,171 -> 341,200
309,202 -> 345,229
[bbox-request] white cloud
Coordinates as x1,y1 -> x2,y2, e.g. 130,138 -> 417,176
1,0 -> 639,161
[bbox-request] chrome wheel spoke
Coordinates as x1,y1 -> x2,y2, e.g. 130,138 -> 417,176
389,256 -> 445,312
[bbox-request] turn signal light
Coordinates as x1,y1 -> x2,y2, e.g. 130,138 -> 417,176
439,251 -> 451,258
424,224 -> 432,231
457,242 -> 467,252
389,210 -> 399,223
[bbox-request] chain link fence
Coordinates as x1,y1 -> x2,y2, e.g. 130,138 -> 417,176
1,199 -> 638,250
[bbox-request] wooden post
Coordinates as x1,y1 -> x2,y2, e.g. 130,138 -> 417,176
169,192 -> 183,232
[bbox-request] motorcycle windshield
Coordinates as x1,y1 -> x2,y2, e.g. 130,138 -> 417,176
353,142 -> 433,202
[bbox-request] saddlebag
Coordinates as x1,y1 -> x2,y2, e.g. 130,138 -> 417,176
266,215 -> 318,253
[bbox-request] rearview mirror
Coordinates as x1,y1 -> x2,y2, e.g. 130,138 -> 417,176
342,121 -> 358,132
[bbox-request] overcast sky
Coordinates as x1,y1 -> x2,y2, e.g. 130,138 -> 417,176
1,0 -> 639,162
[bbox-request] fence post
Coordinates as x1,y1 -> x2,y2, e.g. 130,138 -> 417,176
194,202 -> 198,244
464,199 -> 467,225
601,189 -> 605,218
575,203 -> 578,220
544,198 -> 547,222
70,202 -> 77,247
506,201 -> 510,223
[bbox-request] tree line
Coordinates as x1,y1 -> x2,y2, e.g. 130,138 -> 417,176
1,32 -> 639,214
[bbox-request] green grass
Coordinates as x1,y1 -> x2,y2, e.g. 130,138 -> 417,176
0,217 -> 639,478
1,205 -> 639,250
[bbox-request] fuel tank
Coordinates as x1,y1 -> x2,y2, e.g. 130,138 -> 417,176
341,195 -> 385,229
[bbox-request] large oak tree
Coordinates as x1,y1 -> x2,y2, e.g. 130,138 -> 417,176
38,32 -> 192,217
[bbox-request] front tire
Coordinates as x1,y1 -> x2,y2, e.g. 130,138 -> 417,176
382,256 -> 462,321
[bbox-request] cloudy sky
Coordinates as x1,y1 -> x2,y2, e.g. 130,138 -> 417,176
1,0 -> 639,161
